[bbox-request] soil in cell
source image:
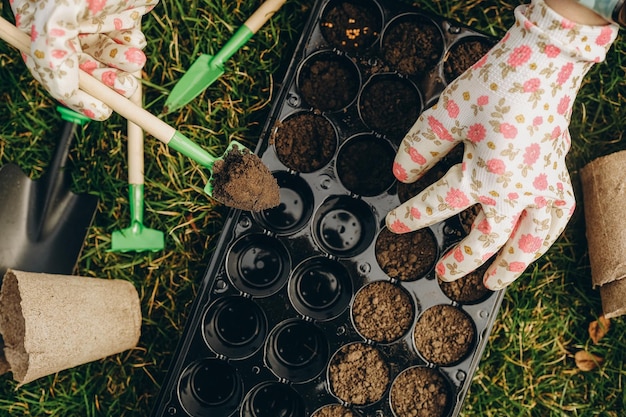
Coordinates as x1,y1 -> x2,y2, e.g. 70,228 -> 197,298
336,135 -> 395,196
298,55 -> 360,112
311,404 -> 359,417
390,366 -> 451,417
359,75 -> 421,142
328,343 -> 390,405
320,0 -> 382,54
413,304 -> 475,366
375,227 -> 438,281
272,113 -> 337,173
439,261 -> 492,304
443,38 -> 494,82
352,280 -> 414,343
382,16 -> 443,76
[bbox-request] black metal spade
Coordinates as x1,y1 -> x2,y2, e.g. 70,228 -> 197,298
0,107 -> 98,277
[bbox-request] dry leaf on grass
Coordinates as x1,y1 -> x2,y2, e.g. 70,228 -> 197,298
575,350 -> 604,371
588,315 -> 611,344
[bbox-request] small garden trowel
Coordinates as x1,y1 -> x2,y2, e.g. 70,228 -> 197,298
162,0 -> 286,114
0,16 -> 279,212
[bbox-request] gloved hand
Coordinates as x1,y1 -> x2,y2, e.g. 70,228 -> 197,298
11,0 -> 158,120
385,0 -> 618,290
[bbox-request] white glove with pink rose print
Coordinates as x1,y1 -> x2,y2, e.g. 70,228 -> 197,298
11,0 -> 158,120
385,0 -> 618,290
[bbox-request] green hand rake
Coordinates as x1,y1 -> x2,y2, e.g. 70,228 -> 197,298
110,73 -> 165,252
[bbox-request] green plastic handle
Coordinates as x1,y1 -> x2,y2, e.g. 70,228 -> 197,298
167,131 -> 217,169
56,106 -> 91,125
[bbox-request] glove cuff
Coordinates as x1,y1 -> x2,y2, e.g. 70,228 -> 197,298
517,0 -> 618,63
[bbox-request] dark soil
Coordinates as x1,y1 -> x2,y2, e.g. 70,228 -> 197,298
272,113 -> 337,172
352,281 -> 414,343
298,55 -> 360,111
328,343 -> 389,405
359,75 -> 421,142
443,38 -> 494,82
382,17 -> 443,76
458,203 -> 481,235
439,261 -> 492,304
413,304 -> 475,366
397,143 -> 464,203
336,135 -> 395,196
312,404 -> 358,417
210,145 -> 280,211
320,0 -> 382,54
390,367 -> 450,417
375,227 -> 438,281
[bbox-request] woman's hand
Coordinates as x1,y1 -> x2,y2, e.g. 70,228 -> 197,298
11,0 -> 158,120
386,0 -> 618,290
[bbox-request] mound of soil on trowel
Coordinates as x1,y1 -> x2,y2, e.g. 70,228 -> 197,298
211,145 -> 280,212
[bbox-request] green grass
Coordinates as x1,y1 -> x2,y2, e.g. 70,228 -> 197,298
0,0 -> 625,416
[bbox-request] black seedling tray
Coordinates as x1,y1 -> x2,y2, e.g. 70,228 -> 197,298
151,1 -> 503,416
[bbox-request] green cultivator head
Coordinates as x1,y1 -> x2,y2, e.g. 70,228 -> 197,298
110,184 -> 164,253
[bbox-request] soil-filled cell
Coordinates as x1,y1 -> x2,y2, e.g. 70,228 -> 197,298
352,281 -> 414,343
297,51 -> 360,112
458,203 -> 481,235
320,0 -> 382,54
254,171 -> 314,234
313,196 -> 377,257
381,14 -> 444,76
265,318 -> 329,383
439,261 -> 493,304
272,112 -> 338,173
289,256 -> 353,321
328,343 -> 390,405
241,382 -> 305,417
311,404 -> 359,417
178,358 -> 243,417
390,366 -> 452,417
413,304 -> 475,366
226,234 -> 290,297
443,37 -> 494,83
397,143 -> 464,204
375,227 -> 438,281
202,296 -> 267,359
336,135 -> 396,196
358,74 -> 421,142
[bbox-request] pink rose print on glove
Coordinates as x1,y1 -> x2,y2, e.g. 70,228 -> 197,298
518,234 -> 543,253
467,123 -> 486,143
544,44 -> 560,58
445,188 -> 470,209
125,48 -> 146,65
508,44 -> 532,67
499,123 -> 518,139
409,147 -> 426,165
87,0 -> 107,14
486,159 -> 506,175
393,162 -> 408,182
446,100 -> 460,118
428,116 -> 454,141
523,143 -> 540,165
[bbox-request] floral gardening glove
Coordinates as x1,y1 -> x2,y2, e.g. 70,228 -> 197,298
385,0 -> 618,290
11,0 -> 158,120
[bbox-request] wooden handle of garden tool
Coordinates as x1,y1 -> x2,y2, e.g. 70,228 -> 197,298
128,72 -> 144,186
0,16 -> 177,146
245,0 -> 287,33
